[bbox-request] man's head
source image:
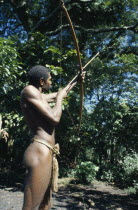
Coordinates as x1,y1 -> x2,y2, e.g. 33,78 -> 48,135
28,65 -> 52,91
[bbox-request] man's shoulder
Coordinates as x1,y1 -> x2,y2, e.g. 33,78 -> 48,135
21,85 -> 41,99
23,85 -> 37,92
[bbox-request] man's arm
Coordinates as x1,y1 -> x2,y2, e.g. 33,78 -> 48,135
42,74 -> 79,102
23,86 -> 66,126
43,72 -> 85,102
44,92 -> 57,102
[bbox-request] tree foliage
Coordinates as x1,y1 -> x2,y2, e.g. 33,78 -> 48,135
0,0 -> 138,190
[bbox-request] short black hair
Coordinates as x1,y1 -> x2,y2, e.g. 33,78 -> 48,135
28,65 -> 50,86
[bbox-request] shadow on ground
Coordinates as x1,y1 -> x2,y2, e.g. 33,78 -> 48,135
0,179 -> 138,210
52,182 -> 138,210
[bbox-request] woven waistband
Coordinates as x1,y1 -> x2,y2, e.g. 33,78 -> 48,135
31,138 -> 60,156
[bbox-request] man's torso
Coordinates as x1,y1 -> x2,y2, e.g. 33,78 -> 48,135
20,85 -> 55,146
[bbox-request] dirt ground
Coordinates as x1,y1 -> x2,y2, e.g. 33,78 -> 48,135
0,178 -> 138,210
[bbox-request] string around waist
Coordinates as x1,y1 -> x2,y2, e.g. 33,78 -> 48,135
31,138 -> 60,156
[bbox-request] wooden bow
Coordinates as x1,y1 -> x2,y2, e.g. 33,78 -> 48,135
60,0 -> 84,130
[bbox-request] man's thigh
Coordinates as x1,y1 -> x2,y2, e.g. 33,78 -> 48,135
23,155 -> 52,209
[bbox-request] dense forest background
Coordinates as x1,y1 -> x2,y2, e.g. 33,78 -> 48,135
0,0 -> 138,193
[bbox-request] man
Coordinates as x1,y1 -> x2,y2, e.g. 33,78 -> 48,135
20,65 -> 84,209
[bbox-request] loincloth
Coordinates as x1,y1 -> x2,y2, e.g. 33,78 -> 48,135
31,138 -> 60,193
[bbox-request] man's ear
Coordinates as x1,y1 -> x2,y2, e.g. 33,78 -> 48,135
40,78 -> 44,86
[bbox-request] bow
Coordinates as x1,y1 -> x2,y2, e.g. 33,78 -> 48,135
60,0 -> 84,130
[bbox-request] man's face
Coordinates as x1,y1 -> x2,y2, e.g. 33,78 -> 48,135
42,73 -> 52,91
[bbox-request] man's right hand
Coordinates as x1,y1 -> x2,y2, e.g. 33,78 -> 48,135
57,88 -> 67,99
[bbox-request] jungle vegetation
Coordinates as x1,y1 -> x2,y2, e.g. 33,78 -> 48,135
0,0 -> 138,193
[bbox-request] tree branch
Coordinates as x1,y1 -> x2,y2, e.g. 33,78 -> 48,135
9,0 -> 31,32
31,5 -> 61,33
44,23 -> 138,36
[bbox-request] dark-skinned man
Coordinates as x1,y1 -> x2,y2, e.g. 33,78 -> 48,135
20,65 -> 85,209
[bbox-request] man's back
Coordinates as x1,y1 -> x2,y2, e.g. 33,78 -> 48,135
20,85 -> 55,145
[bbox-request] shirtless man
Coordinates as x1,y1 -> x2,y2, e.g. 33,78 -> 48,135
20,65 -> 83,209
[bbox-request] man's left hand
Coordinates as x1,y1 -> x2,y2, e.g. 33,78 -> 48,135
78,71 -> 86,83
